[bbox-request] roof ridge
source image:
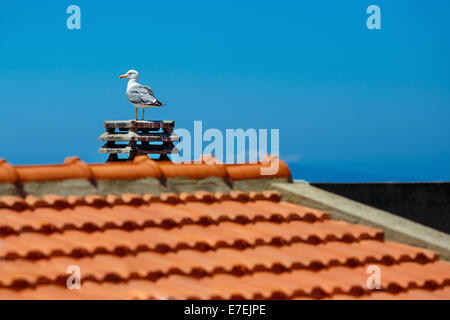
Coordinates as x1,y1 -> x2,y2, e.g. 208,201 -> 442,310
0,155 -> 291,183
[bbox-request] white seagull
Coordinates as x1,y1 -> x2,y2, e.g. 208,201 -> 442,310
119,69 -> 165,120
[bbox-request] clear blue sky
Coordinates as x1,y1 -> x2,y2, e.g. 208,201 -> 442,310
1,0 -> 449,182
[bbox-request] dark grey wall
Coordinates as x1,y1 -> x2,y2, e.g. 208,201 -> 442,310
312,183 -> 450,234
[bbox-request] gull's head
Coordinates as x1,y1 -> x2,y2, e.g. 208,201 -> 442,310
119,70 -> 139,80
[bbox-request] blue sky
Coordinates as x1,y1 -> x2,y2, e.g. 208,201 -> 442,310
0,0 -> 449,182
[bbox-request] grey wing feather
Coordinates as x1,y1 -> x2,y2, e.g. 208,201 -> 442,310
142,85 -> 155,95
126,85 -> 157,105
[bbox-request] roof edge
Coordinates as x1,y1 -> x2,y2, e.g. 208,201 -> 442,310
273,181 -> 450,261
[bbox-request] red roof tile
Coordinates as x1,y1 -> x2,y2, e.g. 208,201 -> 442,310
0,155 -> 291,183
159,161 -> 228,179
0,188 -> 449,299
0,159 -> 18,183
0,261 -> 448,300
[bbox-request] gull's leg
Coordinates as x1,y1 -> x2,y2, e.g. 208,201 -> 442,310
136,107 -> 138,120
142,108 -> 145,120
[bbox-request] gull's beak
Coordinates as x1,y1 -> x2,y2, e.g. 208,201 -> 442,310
119,74 -> 127,79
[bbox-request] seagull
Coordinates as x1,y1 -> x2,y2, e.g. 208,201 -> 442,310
119,70 -> 165,120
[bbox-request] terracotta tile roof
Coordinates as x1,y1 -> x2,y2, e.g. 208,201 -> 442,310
0,155 -> 291,183
0,187 -> 449,300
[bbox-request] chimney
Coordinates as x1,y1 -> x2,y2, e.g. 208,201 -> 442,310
99,120 -> 179,162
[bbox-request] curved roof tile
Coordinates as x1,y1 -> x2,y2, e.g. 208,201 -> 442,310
0,155 -> 290,183
0,187 -> 449,299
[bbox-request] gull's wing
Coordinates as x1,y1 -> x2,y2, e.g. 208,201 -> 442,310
126,84 -> 157,105
141,85 -> 155,96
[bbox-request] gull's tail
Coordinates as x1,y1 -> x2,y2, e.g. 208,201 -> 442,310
155,100 -> 165,107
